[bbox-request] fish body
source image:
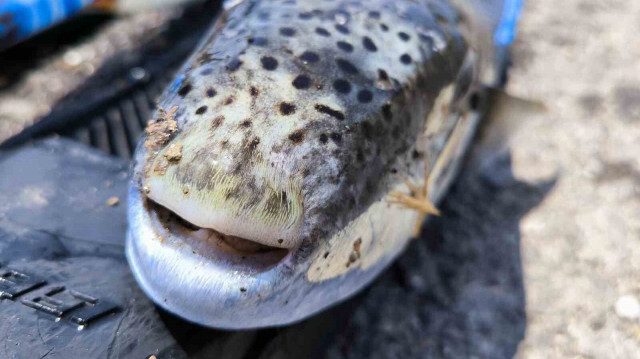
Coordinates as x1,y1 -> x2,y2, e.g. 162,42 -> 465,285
127,0 -> 521,328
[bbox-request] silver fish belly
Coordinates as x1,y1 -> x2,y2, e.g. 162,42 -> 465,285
127,0 -> 488,328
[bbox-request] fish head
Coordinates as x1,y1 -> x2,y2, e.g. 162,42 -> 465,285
127,0 -> 473,329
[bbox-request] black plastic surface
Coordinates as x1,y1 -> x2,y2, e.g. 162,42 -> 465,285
0,139 -> 186,359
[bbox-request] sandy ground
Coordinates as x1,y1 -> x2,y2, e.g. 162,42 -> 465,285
507,0 -> 640,358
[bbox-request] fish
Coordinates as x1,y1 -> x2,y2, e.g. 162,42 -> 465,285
0,0 -> 199,51
126,0 -> 524,329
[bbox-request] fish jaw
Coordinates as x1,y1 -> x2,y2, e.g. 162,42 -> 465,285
126,176 -> 409,329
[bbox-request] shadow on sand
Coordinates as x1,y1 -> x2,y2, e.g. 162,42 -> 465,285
321,150 -> 555,359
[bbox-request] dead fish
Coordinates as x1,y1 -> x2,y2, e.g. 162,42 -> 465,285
127,0 -> 524,329
0,0 -> 200,51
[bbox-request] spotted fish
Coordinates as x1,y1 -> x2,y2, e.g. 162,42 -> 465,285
127,0 -> 523,328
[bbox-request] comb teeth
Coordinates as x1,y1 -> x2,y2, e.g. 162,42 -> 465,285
61,78 -> 170,159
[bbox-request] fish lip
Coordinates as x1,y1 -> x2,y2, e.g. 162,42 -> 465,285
126,182 -> 300,328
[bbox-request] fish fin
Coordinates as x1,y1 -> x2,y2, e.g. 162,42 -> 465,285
388,192 -> 440,216
388,154 -> 440,224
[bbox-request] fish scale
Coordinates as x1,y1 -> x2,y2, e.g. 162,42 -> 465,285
127,0 -> 517,329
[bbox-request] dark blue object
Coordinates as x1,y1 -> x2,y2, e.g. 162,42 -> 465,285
0,0 -> 95,50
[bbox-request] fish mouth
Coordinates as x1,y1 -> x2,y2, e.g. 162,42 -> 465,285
144,197 -> 290,270
126,182 -> 304,329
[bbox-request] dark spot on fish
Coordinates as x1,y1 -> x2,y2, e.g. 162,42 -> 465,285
224,96 -> 234,105
382,104 -> 392,121
278,239 -> 284,244
378,69 -> 389,81
357,89 -> 373,103
469,92 -> 482,111
240,119 -> 252,128
330,132 -> 342,144
299,12 -> 312,19
336,59 -> 358,74
323,251 -> 330,258
434,13 -> 448,26
195,106 -> 208,115
335,24 -> 349,34
248,137 -> 260,151
319,133 -> 328,144
333,79 -> 352,94
250,86 -> 260,97
280,27 -> 296,37
206,87 -> 217,97
356,149 -> 365,162
380,23 -> 389,31
315,104 -> 345,120
279,102 -> 296,115
261,56 -> 278,70
300,51 -> 320,64
211,115 -> 224,129
398,32 -> 410,41
178,83 -> 192,97
240,288 -> 247,293
226,58 -> 243,71
315,27 -> 331,37
363,36 -> 377,52
292,75 -> 311,89
412,150 -> 422,159
248,37 -> 268,46
200,68 -> 213,76
368,11 -> 380,19
337,41 -> 353,52
289,129 -> 306,144
400,54 -> 412,65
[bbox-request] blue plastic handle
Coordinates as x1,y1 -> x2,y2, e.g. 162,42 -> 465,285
0,0 -> 94,48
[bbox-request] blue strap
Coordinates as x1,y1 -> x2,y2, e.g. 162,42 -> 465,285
34,0 -> 53,29
0,0 -> 90,39
0,1 -> 34,36
494,0 -> 524,46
